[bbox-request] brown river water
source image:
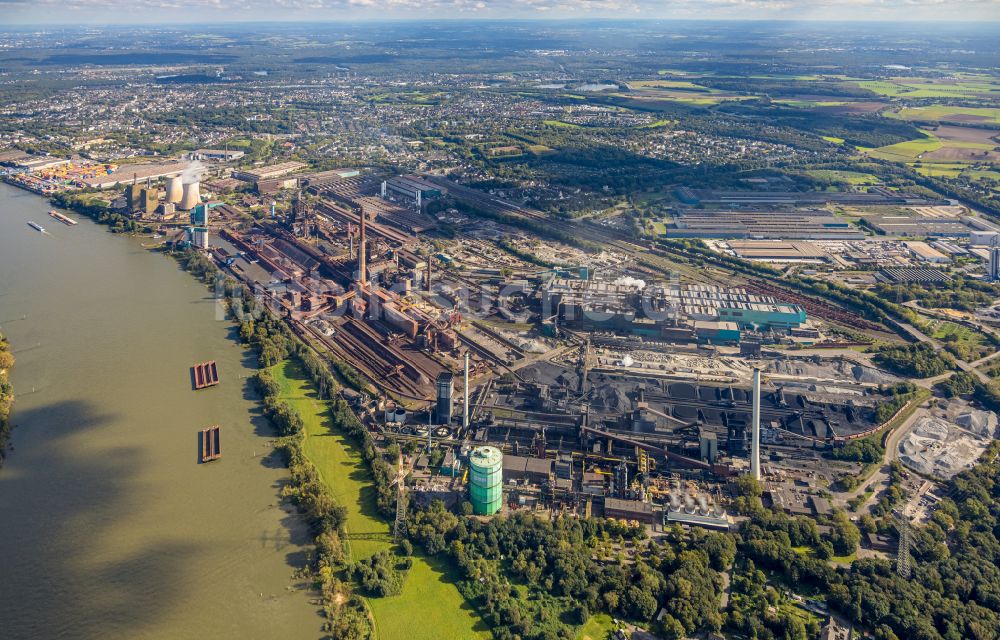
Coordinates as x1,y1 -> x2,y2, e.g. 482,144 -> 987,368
0,182 -> 319,640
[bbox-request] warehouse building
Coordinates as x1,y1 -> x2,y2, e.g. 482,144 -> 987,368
666,210 -> 864,240
905,241 -> 950,264
726,240 -> 830,263
381,175 -> 442,206
867,216 -> 976,238
543,277 -> 807,333
675,186 -> 945,207
192,149 -> 245,162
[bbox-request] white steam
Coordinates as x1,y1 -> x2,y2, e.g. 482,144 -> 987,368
181,160 -> 206,185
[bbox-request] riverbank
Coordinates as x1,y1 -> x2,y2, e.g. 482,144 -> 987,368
0,332 -> 13,466
268,359 -> 489,640
19,181 -> 487,639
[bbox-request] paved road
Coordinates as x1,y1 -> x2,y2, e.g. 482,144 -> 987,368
836,407 -> 928,513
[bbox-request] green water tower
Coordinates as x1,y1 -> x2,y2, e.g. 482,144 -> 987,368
468,446 -> 503,515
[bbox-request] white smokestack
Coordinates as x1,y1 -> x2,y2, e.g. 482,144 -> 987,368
165,176 -> 183,204
751,368 -> 761,481
463,351 -> 470,429
179,182 -> 201,210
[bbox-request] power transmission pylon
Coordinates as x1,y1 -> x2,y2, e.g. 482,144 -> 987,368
895,512 -> 911,579
391,455 -> 408,541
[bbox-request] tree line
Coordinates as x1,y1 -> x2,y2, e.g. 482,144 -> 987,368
0,332 -> 14,467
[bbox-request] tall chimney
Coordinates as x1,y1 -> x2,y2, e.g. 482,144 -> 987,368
463,351 -> 470,430
426,256 -> 432,292
358,211 -> 367,284
751,368 -> 761,481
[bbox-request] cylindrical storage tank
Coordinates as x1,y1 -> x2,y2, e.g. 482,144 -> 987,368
394,408 -> 407,423
468,446 -> 503,516
165,176 -> 183,203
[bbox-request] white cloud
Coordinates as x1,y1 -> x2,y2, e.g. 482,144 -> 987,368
3,0 -> 998,21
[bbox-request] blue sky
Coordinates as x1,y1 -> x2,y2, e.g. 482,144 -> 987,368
2,0 -> 998,24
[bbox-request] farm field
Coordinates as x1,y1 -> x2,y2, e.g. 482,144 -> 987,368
866,127 -> 998,165
628,79 -> 711,91
269,360 -> 488,640
618,91 -> 754,106
774,99 -> 850,108
890,105 -> 1000,124
856,78 -> 1000,99
864,132 -> 942,161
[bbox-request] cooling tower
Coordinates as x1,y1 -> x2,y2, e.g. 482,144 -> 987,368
179,182 -> 201,211
165,176 -> 183,204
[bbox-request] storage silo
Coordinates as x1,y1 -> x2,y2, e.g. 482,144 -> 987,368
468,446 -> 503,515
165,176 -> 184,204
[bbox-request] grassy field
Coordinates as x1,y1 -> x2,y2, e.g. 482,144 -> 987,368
269,360 -> 489,640
867,124 -> 998,172
528,144 -> 556,155
628,79 -> 710,91
890,105 -> 1000,124
575,613 -> 616,640
775,99 -> 849,108
931,321 -> 991,361
865,133 -> 941,161
857,79 -> 999,99
912,163 -> 966,178
367,553 -> 490,640
806,169 -> 880,185
544,119 -> 581,128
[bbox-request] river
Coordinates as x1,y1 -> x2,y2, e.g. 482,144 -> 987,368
0,182 -> 319,640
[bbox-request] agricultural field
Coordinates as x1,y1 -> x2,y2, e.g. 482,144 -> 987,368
865,126 -> 998,166
890,105 -> 1000,124
864,132 -> 942,162
912,163 -> 967,178
270,360 -> 488,640
774,99 -> 850,108
855,78 -> 1000,99
623,80 -> 755,106
628,79 -> 710,91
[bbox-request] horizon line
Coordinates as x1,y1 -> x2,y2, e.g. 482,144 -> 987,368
4,17 -> 1000,27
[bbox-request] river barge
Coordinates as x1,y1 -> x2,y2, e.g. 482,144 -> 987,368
200,426 -> 222,462
192,360 -> 220,389
48,210 -> 77,226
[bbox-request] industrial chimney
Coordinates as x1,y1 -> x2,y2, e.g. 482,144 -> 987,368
751,368 -> 761,481
358,211 -> 367,284
463,352 -> 470,430
178,182 -> 201,211
165,176 -> 184,204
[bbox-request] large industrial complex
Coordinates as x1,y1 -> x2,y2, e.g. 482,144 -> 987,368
3,23 -> 999,639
